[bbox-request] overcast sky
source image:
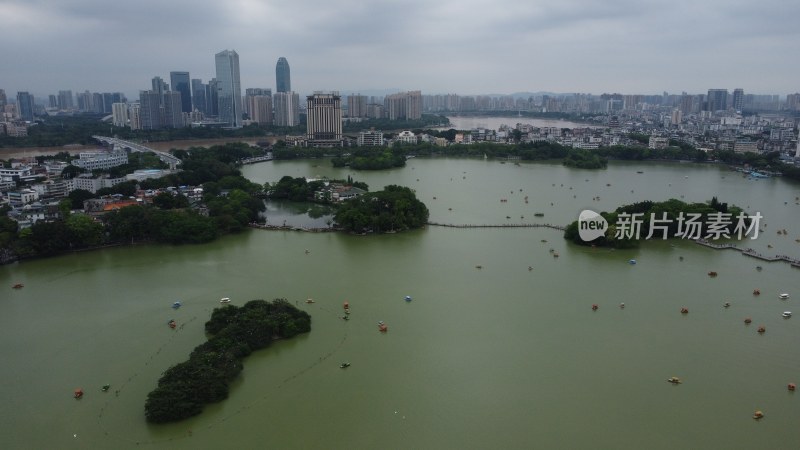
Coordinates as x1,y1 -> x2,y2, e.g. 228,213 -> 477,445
2,0 -> 799,99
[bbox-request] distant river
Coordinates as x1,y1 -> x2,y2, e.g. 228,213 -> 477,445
2,159 -> 799,449
443,115 -> 595,130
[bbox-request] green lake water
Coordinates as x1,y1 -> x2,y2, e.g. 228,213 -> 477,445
1,158 -> 799,449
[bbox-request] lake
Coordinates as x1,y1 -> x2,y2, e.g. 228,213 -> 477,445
1,158 -> 799,449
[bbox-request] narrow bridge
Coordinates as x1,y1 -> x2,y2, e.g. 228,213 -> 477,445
695,239 -> 800,268
426,222 -> 566,231
92,136 -> 182,169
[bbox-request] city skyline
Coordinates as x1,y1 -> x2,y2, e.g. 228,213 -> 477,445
2,0 -> 799,98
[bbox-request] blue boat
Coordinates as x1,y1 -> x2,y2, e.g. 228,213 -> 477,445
404,295 -> 412,302
628,259 -> 637,265
172,301 -> 182,309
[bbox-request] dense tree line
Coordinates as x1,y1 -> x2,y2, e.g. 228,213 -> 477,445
563,197 -> 749,248
144,299 -> 311,423
334,185 -> 429,233
331,147 -> 407,170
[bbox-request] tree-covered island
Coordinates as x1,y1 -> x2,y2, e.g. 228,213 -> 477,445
563,197 -> 750,248
145,299 -> 311,424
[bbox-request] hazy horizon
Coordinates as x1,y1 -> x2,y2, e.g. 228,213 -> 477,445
2,0 -> 798,99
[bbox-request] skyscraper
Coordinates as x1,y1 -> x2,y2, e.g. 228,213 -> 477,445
163,91 -> 184,128
139,90 -> 163,130
191,79 -> 207,114
306,92 -> 343,147
152,77 -> 169,96
170,71 -> 192,113
206,78 -> 219,116
16,91 -> 35,121
0,89 -> 7,109
276,57 -> 291,93
215,50 -> 242,128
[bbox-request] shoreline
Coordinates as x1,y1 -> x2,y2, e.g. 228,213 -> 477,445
0,137 -> 273,159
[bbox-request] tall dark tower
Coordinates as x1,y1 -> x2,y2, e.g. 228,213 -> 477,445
170,71 -> 192,113
276,57 -> 291,93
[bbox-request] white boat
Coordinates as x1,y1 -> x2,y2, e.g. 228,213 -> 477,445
779,293 -> 790,299
220,297 -> 231,303
782,311 -> 792,318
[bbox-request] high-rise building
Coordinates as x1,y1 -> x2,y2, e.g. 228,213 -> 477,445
732,88 -> 744,112
306,92 -> 343,147
48,95 -> 58,109
112,103 -> 129,127
706,89 -> 728,112
273,91 -> 300,126
276,57 -> 291,93
215,50 -> 242,128
163,91 -> 184,128
206,79 -> 219,116
76,91 -> 92,112
16,91 -> 35,121
244,88 -> 272,124
152,77 -> 168,96
170,71 -> 192,113
385,91 -> 422,120
139,90 -> 163,130
191,79 -> 207,114
347,94 -> 367,118
58,90 -> 74,110
92,93 -> 104,113
0,89 -> 6,109
129,104 -> 141,130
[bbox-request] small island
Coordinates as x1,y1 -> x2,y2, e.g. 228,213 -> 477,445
144,299 -> 311,424
333,185 -> 429,234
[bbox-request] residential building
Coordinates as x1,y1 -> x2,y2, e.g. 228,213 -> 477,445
732,88 -> 744,111
347,94 -> 367,118
139,91 -> 162,130
276,57 -> 291,93
648,136 -> 669,149
246,92 -> 273,125
306,92 -> 343,147
274,91 -> 300,126
163,91 -> 184,128
112,102 -> 128,127
734,140 -> 759,154
215,50 -> 242,128
706,89 -> 728,112
151,76 -> 168,98
385,90 -> 422,120
129,104 -> 141,130
7,189 -> 39,207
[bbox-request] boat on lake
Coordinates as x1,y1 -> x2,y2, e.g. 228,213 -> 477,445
779,293 -> 790,299
667,377 -> 682,384
172,301 -> 182,309
12,283 -> 23,289
220,297 -> 231,303
782,311 -> 792,318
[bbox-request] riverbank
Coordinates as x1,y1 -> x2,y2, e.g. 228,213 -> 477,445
0,137 -> 275,159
